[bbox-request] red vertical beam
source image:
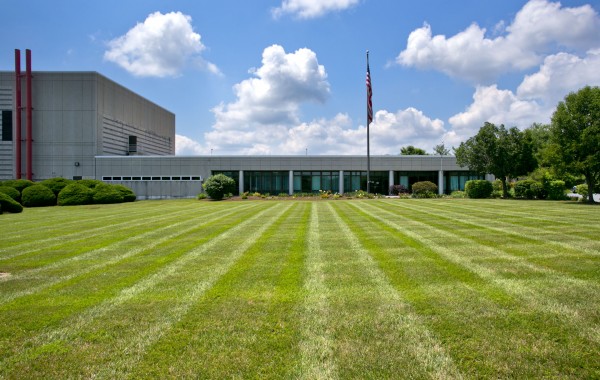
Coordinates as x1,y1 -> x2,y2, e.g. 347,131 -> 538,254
14,49 -> 22,179
25,49 -> 33,180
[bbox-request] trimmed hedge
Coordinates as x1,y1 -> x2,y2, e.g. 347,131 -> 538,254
112,184 -> 136,202
77,179 -> 103,189
93,183 -> 124,204
40,178 -> 72,197
2,179 -> 35,193
465,180 -> 493,199
21,184 -> 56,207
58,183 -> 94,206
514,179 -> 542,199
0,186 -> 20,202
202,174 -> 236,201
547,180 -> 567,200
0,191 -> 24,213
411,181 -> 438,198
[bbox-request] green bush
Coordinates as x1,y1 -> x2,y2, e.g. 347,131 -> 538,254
21,184 -> 56,207
93,183 -> 124,204
76,179 -> 103,189
450,190 -> 466,198
2,179 -> 35,193
514,179 -> 543,199
576,184 -> 589,201
202,174 -> 236,201
197,192 -> 208,200
0,192 -> 23,213
465,180 -> 493,199
411,181 -> 438,198
40,178 -> 72,197
58,183 -> 94,206
547,180 -> 567,200
0,186 -> 20,202
112,184 -> 136,202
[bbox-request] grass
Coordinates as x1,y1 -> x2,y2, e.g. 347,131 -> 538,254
0,198 -> 599,379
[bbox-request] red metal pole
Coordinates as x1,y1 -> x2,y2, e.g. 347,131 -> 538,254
25,49 -> 33,180
14,49 -> 22,179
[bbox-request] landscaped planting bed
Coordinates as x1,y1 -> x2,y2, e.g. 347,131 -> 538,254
0,199 -> 598,378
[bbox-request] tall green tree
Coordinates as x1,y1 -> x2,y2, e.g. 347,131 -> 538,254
549,86 -> 600,203
455,122 -> 537,198
400,145 -> 428,155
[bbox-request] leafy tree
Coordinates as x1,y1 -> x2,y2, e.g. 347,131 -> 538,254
433,143 -> 450,156
202,174 -> 236,200
400,145 -> 428,155
548,86 -> 600,204
455,122 -> 537,198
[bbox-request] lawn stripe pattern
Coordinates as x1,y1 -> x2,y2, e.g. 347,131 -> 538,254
0,199 -> 598,378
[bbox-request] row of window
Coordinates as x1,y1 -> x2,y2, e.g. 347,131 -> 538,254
103,176 -> 201,181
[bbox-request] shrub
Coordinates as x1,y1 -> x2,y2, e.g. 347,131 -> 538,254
547,180 -> 567,200
76,179 -> 103,189
58,183 -> 94,206
0,186 -> 20,202
411,181 -> 438,198
465,180 -> 493,199
2,179 -> 35,193
576,184 -> 589,201
112,184 -> 136,202
93,183 -> 124,204
202,174 -> 236,201
21,184 -> 56,207
197,192 -> 208,200
39,178 -> 72,197
389,184 -> 409,195
514,179 -> 543,199
0,192 -> 23,213
450,190 -> 466,198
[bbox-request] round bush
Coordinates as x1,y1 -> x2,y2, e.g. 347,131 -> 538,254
2,179 -> 35,193
40,177 -> 72,197
112,184 -> 136,202
202,174 -> 236,201
58,183 -> 94,206
76,179 -> 103,189
21,184 -> 56,207
389,184 -> 409,195
0,192 -> 23,213
514,179 -> 543,199
411,181 -> 438,198
0,186 -> 20,202
465,180 -> 493,199
93,183 -> 124,204
547,180 -> 567,200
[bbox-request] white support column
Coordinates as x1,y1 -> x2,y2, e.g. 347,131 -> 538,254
289,170 -> 294,195
389,170 -> 394,194
339,170 -> 344,194
239,170 -> 244,195
438,170 -> 444,195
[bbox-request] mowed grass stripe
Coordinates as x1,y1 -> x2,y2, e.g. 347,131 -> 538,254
297,202 -> 338,379
385,199 -> 600,257
351,201 -> 600,347
0,202 -> 286,376
0,203 -> 260,304
0,201 -> 218,260
126,203 -> 310,378
338,201 -> 599,377
325,202 -> 463,379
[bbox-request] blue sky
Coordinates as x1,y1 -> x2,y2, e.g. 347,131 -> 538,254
2,0 -> 599,155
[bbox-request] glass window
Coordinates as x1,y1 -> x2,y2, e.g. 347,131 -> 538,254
1,111 -> 12,141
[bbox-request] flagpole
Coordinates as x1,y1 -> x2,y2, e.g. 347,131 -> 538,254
366,50 -> 371,194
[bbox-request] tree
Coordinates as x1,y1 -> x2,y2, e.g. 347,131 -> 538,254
400,145 -> 428,155
433,143 -> 450,156
549,86 -> 600,204
455,122 -> 537,198
202,174 -> 236,200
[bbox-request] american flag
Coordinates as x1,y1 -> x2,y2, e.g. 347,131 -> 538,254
366,60 -> 373,125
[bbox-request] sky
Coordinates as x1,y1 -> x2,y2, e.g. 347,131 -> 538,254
1,0 -> 599,156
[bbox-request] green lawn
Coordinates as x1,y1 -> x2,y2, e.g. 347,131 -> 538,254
0,199 -> 599,379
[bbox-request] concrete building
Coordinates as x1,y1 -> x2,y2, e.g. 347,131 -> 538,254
1,54 -> 484,199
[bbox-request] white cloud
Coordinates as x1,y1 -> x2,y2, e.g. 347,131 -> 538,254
104,11 -> 217,77
176,134 -> 206,155
397,0 -> 600,83
272,0 -> 360,19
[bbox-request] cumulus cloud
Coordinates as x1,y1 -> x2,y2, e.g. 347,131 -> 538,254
272,0 -> 360,19
397,0 -> 600,83
104,11 -> 217,77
